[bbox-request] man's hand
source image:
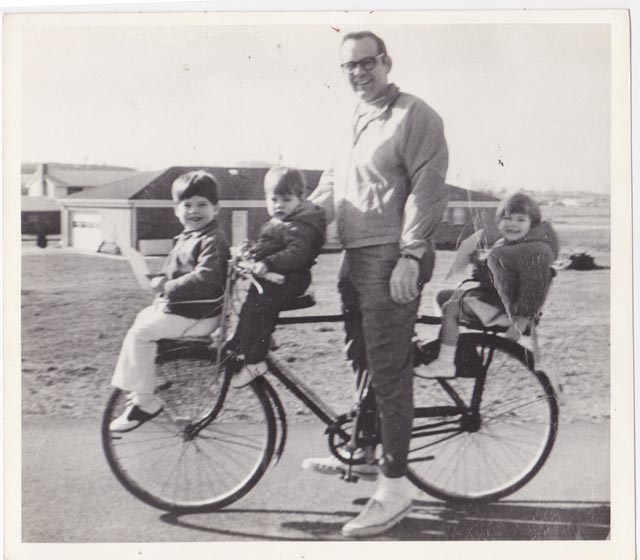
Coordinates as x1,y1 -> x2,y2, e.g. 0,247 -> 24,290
390,257 -> 420,304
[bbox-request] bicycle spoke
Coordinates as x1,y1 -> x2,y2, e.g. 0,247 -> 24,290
408,335 -> 558,501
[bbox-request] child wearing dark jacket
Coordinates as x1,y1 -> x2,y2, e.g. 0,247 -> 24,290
426,192 -> 559,378
110,170 -> 230,431
230,166 -> 326,387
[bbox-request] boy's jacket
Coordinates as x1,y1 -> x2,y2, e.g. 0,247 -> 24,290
161,220 -> 231,319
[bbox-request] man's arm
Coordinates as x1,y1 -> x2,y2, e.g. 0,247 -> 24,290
307,169 -> 336,224
399,100 -> 449,258
390,100 -> 449,304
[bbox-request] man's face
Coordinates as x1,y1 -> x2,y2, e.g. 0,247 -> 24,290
340,37 -> 390,102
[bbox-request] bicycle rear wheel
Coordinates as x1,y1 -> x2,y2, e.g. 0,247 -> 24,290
102,347 -> 276,513
408,333 -> 558,502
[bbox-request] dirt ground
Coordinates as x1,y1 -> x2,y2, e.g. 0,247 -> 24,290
21,226 -> 610,424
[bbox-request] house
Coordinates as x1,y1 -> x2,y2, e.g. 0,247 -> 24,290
56,165 -> 499,254
25,163 -> 138,198
21,196 -> 61,236
21,163 -> 139,237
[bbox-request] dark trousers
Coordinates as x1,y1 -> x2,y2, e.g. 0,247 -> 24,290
231,271 -> 310,364
339,244 -> 431,478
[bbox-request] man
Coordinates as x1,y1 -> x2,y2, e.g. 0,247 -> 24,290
305,31 -> 449,538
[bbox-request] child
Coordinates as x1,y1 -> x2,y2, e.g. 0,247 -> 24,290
110,170 -> 231,431
426,192 -> 559,378
229,166 -> 326,388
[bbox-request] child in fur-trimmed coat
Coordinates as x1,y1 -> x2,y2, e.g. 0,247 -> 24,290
426,192 -> 559,378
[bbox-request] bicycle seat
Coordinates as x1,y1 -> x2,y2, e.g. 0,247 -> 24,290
280,292 -> 316,312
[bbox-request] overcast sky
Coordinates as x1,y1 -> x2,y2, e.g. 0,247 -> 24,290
19,16 -> 612,193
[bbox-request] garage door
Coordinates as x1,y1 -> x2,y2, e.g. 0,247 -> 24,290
71,211 -> 102,252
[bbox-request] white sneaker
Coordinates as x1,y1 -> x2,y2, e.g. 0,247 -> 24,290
301,455 -> 379,481
231,361 -> 268,388
415,356 -> 456,379
342,496 -> 413,538
109,399 -> 163,432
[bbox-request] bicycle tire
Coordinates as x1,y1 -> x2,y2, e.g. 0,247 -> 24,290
102,348 -> 277,513
408,332 -> 558,503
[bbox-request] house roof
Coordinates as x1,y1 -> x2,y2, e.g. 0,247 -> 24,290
45,167 -> 139,188
61,166 -> 324,202
58,165 -> 498,204
62,170 -> 164,200
23,164 -> 139,192
22,195 -> 61,211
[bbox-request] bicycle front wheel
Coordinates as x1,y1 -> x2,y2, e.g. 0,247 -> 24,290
102,349 -> 276,513
408,333 -> 558,502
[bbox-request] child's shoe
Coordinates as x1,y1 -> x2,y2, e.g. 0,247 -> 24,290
110,394 -> 163,432
231,361 -> 268,388
415,343 -> 456,379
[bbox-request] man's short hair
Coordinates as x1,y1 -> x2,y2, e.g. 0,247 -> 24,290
341,31 -> 388,57
171,170 -> 219,205
264,166 -> 307,199
496,192 -> 542,227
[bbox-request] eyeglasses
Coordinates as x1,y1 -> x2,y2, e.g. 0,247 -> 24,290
340,53 -> 385,74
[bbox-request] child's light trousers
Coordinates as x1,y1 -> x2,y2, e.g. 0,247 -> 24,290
111,304 -> 220,395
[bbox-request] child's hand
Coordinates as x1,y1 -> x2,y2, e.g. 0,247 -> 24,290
238,239 -> 254,259
149,276 -> 167,294
251,261 -> 269,278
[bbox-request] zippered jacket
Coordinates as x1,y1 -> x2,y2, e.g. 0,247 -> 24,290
161,220 -> 231,318
309,83 -> 449,252
250,200 -> 326,274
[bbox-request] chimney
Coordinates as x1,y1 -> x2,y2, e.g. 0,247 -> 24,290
28,163 -> 48,197
40,163 -> 49,197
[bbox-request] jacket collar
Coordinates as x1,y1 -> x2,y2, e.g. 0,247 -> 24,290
352,83 -> 401,142
174,219 -> 218,240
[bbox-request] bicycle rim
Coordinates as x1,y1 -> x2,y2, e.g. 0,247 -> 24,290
408,333 -> 558,502
102,353 -> 276,513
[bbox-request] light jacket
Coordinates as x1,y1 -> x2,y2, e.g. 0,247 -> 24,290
309,83 -> 449,253
161,220 -> 231,319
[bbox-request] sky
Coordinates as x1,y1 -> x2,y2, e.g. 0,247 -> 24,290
17,14 -> 613,193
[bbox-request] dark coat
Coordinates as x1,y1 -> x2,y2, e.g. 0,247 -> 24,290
486,221 -> 560,319
250,200 -> 326,274
161,220 -> 231,319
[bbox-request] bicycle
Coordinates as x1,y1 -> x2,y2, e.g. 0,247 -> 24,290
102,255 -> 559,513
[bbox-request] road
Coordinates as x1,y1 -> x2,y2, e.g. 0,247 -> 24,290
17,415 -> 610,543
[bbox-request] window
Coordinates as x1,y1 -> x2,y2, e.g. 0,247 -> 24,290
452,207 -> 467,225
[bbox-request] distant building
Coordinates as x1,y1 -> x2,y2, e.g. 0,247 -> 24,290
21,163 -> 139,237
25,163 -> 138,198
56,165 -> 499,254
21,196 -> 61,236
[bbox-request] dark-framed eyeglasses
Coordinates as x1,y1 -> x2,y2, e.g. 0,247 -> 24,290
340,53 -> 385,74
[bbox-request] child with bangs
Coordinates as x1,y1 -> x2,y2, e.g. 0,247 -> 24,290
425,192 -> 559,378
110,170 -> 230,431
229,166 -> 326,388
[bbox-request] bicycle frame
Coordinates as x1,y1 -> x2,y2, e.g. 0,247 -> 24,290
264,310 -> 508,467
